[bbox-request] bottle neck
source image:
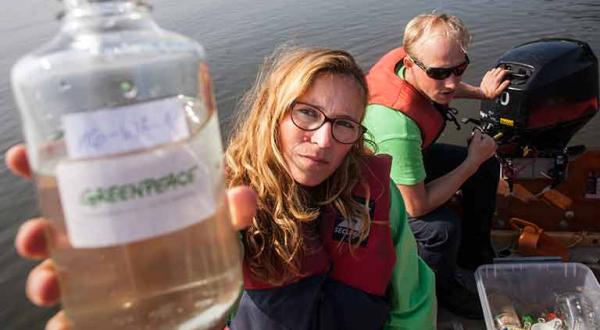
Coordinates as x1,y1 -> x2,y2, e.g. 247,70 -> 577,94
61,0 -> 157,34
64,0 -> 143,15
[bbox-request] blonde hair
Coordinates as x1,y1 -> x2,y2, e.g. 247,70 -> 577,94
226,46 -> 372,285
403,12 -> 471,57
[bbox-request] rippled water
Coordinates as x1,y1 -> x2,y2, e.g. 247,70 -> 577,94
1,0 -> 599,328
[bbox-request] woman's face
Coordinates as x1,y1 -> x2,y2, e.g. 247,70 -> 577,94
278,73 -> 365,187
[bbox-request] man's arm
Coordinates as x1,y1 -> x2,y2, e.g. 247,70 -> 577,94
455,81 -> 485,99
455,67 -> 509,99
397,159 -> 478,217
397,131 -> 496,218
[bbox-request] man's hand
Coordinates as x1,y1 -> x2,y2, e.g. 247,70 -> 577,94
466,130 -> 497,168
480,67 -> 510,99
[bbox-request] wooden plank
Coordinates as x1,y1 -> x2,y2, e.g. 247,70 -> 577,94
494,149 -> 600,231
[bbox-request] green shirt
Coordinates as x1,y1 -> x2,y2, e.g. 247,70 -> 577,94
363,65 -> 427,185
386,182 -> 436,329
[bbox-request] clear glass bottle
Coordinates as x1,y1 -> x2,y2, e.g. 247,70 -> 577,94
11,1 -> 242,328
487,293 -> 522,329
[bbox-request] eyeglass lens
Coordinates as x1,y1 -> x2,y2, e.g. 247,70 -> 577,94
291,103 -> 363,144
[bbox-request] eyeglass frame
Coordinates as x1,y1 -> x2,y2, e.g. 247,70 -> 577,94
408,53 -> 470,80
289,101 -> 367,144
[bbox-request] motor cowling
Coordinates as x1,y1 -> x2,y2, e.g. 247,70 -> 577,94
480,38 -> 598,158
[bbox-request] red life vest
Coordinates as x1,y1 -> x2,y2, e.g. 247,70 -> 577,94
243,155 -> 396,297
366,47 -> 446,149
320,155 -> 396,296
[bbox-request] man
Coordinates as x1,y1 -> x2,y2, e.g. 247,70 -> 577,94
363,13 -> 509,319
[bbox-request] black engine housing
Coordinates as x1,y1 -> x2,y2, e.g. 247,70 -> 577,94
480,38 -> 598,157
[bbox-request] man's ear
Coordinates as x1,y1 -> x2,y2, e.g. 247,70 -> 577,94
403,56 -> 413,69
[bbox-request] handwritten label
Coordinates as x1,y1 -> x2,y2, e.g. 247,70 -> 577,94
63,97 -> 189,159
57,146 -> 216,248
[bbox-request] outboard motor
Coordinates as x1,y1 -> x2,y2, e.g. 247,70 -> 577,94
479,38 -> 599,188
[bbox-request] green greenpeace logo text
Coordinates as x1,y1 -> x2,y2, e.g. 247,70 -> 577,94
80,165 -> 199,207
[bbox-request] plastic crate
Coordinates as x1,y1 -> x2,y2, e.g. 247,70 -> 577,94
475,262 -> 600,329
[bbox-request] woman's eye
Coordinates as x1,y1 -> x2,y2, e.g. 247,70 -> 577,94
298,107 -> 319,118
335,119 -> 357,129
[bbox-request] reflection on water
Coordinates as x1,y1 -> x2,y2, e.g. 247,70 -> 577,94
1,0 -> 599,327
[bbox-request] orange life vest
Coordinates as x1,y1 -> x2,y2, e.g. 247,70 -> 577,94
366,47 -> 446,149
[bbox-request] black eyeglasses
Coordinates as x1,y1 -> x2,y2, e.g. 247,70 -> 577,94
290,101 -> 366,144
409,54 -> 470,80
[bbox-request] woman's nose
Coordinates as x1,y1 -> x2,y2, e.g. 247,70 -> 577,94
310,122 -> 334,148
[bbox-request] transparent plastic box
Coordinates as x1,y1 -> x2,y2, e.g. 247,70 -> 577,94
475,262 -> 600,329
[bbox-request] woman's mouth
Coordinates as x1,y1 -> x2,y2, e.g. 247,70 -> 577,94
300,155 -> 329,165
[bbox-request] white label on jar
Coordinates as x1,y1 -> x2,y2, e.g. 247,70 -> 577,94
56,146 -> 216,248
62,97 -> 190,159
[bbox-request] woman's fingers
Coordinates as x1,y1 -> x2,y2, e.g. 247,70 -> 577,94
5,144 -> 32,179
46,311 -> 72,330
26,259 -> 60,307
227,186 -> 257,231
15,218 -> 52,260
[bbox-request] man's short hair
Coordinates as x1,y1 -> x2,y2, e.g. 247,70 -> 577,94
403,12 -> 471,57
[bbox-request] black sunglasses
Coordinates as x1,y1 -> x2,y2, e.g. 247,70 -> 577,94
409,54 -> 470,80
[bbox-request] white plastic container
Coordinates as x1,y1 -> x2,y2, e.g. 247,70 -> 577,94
475,262 -> 600,329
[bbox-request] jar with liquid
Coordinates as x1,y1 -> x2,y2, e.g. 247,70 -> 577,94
11,1 -> 242,328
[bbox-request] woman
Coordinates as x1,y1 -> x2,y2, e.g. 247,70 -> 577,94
10,47 -> 436,329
